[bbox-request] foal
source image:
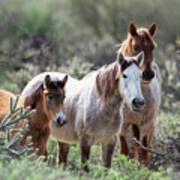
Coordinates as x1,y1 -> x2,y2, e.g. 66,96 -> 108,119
51,52 -> 145,171
0,74 -> 68,157
20,74 -> 68,156
118,23 -> 161,165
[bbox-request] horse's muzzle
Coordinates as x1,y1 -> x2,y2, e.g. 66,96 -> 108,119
55,112 -> 67,127
142,69 -> 155,82
132,97 -> 145,111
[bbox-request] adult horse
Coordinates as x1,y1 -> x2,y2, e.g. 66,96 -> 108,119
118,23 -> 161,165
0,74 -> 68,157
51,52 -> 145,171
0,90 -> 16,123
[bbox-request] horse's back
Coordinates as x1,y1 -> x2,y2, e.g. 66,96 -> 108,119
0,90 -> 16,123
21,72 -> 79,98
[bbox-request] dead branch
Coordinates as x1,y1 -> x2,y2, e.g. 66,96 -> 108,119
132,138 -> 165,156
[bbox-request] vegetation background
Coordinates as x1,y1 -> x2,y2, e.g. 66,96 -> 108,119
0,0 -> 180,179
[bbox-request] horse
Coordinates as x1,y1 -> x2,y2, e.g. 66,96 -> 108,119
117,23 -> 161,165
49,52 -> 145,171
0,90 -> 16,123
0,74 -> 68,157
119,22 -> 157,82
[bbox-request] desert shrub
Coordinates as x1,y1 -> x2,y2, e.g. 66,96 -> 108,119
0,158 -> 75,180
0,0 -> 72,42
6,63 -> 41,94
58,57 -> 94,79
148,113 -> 180,171
156,45 -> 180,113
71,0 -> 180,44
47,140 -> 169,180
0,97 -> 33,162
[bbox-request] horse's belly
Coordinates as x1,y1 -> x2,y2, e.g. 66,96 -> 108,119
86,119 -> 121,144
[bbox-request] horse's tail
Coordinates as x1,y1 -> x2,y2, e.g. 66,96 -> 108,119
0,89 -> 16,123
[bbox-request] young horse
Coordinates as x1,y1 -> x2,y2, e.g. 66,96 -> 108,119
51,52 -> 145,171
0,74 -> 68,157
20,74 -> 68,156
118,23 -> 161,165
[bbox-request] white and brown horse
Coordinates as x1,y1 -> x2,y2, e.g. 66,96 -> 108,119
50,52 -> 145,171
118,23 -> 161,165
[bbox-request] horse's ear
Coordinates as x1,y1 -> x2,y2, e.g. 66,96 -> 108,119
148,23 -> 157,36
60,75 -> 68,88
129,23 -> 137,36
116,53 -> 127,80
44,74 -> 51,88
136,51 -> 144,67
118,53 -> 125,65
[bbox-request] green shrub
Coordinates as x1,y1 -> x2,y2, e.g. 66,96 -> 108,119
6,63 -> 41,94
0,96 -> 33,162
0,0 -> 72,42
58,57 -> 94,79
0,158 -> 75,180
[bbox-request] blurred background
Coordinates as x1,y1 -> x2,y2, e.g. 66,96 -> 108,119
0,0 -> 179,114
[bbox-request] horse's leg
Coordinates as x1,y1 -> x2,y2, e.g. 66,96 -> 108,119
119,135 -> 129,155
57,142 -> 70,169
132,124 -> 140,161
101,136 -> 116,168
140,125 -> 154,166
36,127 -> 51,160
119,123 -> 129,156
80,135 -> 91,172
140,136 -> 149,166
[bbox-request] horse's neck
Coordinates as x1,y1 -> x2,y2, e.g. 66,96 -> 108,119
29,100 -> 50,130
119,39 -> 131,56
95,62 -> 120,101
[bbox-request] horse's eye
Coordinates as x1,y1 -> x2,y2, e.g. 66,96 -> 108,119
134,45 -> 139,52
47,94 -> 53,101
123,74 -> 127,79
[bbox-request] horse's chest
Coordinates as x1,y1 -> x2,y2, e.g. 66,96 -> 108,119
123,92 -> 155,125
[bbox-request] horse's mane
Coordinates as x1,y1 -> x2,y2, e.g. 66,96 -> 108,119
23,80 -> 43,109
96,62 -> 119,99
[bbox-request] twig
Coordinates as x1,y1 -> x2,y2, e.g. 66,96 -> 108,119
132,138 -> 165,156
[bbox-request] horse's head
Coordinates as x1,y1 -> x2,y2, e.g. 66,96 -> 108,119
120,22 -> 157,82
42,74 -> 68,126
116,52 -> 145,111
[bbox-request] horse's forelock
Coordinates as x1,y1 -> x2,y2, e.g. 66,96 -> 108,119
137,28 -> 156,47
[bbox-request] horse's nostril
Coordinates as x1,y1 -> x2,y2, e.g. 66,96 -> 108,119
139,99 -> 145,106
55,112 -> 67,127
